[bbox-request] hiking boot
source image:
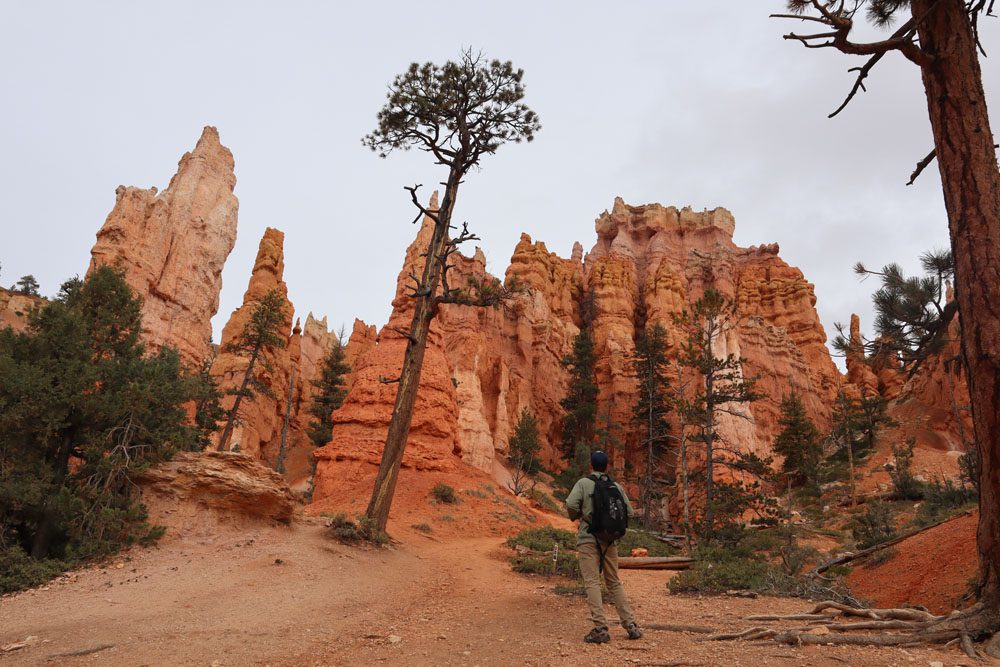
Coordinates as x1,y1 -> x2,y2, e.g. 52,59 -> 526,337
584,626 -> 610,644
623,621 -> 643,640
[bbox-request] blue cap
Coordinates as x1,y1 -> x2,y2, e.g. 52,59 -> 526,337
590,450 -> 609,469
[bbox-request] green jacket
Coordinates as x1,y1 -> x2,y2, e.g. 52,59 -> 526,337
565,473 -> 633,545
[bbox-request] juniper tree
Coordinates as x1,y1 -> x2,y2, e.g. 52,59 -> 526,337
306,341 -> 350,447
773,392 -> 823,492
361,50 -> 539,533
0,266 -> 206,586
674,289 -> 761,542
216,289 -> 287,452
774,1 -> 1000,646
631,322 -> 673,527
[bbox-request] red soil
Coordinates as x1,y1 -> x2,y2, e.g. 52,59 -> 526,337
847,511 -> 978,614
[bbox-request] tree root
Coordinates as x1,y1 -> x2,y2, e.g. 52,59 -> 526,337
691,600 -> 1000,658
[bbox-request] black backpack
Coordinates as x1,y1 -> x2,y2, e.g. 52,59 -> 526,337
587,473 -> 629,544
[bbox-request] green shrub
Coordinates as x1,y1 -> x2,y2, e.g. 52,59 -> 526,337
511,552 -> 579,578
889,439 -> 926,501
552,583 -> 586,596
505,526 -> 576,552
0,547 -> 66,594
864,546 -> 897,568
431,483 -> 457,504
462,488 -> 488,499
851,501 -> 898,549
411,523 -> 432,533
617,530 -> 678,558
669,551 -> 779,594
529,488 -> 563,515
913,478 -> 976,527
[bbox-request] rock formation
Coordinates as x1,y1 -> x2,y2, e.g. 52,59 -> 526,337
138,451 -> 296,533
312,197 -> 847,508
89,126 -> 239,369
0,287 -> 44,333
211,228 -> 296,460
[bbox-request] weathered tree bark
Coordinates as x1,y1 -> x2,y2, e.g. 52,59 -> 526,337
911,0 -> 1000,612
217,343 -> 261,452
365,173 -> 460,533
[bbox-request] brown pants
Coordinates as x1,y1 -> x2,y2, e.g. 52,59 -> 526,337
577,541 -> 636,628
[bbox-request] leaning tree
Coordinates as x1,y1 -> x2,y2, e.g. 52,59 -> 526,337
755,0 -> 1000,654
361,50 -> 539,533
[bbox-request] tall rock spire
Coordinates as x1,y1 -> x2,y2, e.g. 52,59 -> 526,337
89,126 -> 239,368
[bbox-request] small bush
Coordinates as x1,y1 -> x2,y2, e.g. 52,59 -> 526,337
913,478 -> 976,527
669,551 -> 780,594
326,513 -> 389,545
511,552 -> 579,578
462,488 -> 488,499
851,501 -> 898,549
889,439 -> 926,501
0,547 -> 66,594
618,530 -> 678,558
552,583 -> 586,596
438,514 -> 455,522
529,488 -> 563,515
431,483 -> 457,504
505,526 -> 576,552
411,523 -> 432,533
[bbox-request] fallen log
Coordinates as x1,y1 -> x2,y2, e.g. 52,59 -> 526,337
618,556 -> 693,570
810,510 -> 973,575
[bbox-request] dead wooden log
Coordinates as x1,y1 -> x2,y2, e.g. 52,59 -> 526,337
618,556 -> 693,570
811,510 -> 973,575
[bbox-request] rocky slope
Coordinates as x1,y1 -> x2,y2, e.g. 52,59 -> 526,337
88,126 -> 239,369
0,287 -> 44,333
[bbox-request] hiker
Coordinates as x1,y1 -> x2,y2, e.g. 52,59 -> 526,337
565,450 -> 643,644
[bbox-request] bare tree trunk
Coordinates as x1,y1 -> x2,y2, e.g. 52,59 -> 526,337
218,344 -> 261,452
365,174 -> 460,533
911,0 -> 1000,610
276,366 -> 296,474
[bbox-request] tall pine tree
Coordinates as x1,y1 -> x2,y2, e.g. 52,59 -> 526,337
773,392 -> 822,492
306,341 -> 350,446
632,322 -> 672,527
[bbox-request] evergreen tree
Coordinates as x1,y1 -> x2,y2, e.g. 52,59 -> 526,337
632,322 -> 672,527
675,289 -> 761,542
361,50 -> 539,533
190,353 -> 225,449
306,341 -> 350,446
560,327 -> 598,459
13,275 -> 39,296
0,266 -> 205,589
773,392 -> 822,491
217,289 -> 287,452
507,409 -> 541,496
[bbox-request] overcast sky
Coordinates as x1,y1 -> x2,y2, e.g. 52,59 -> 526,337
2,2 -> 997,368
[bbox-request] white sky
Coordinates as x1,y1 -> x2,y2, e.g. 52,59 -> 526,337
2,2 -> 997,368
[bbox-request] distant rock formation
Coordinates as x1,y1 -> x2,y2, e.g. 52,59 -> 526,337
89,126 -> 239,369
312,197 -> 851,507
0,287 -> 44,333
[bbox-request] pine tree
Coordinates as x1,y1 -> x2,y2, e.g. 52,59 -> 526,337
675,289 -> 761,542
772,392 -> 822,491
13,275 -> 39,296
306,342 -> 350,446
560,327 -> 598,460
632,322 -> 672,527
0,266 -> 205,587
216,289 -> 287,452
361,50 -> 539,533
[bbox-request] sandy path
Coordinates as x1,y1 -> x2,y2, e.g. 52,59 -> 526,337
0,518 -> 968,666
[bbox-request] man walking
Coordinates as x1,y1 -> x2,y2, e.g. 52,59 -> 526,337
565,450 -> 643,643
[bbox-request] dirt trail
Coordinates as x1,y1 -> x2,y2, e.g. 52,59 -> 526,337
0,517 -> 968,666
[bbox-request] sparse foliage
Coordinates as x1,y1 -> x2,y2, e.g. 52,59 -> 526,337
361,50 -> 539,533
560,327 -> 598,460
631,323 -> 673,527
507,409 -> 541,496
216,289 -> 287,452
13,275 -> 39,296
